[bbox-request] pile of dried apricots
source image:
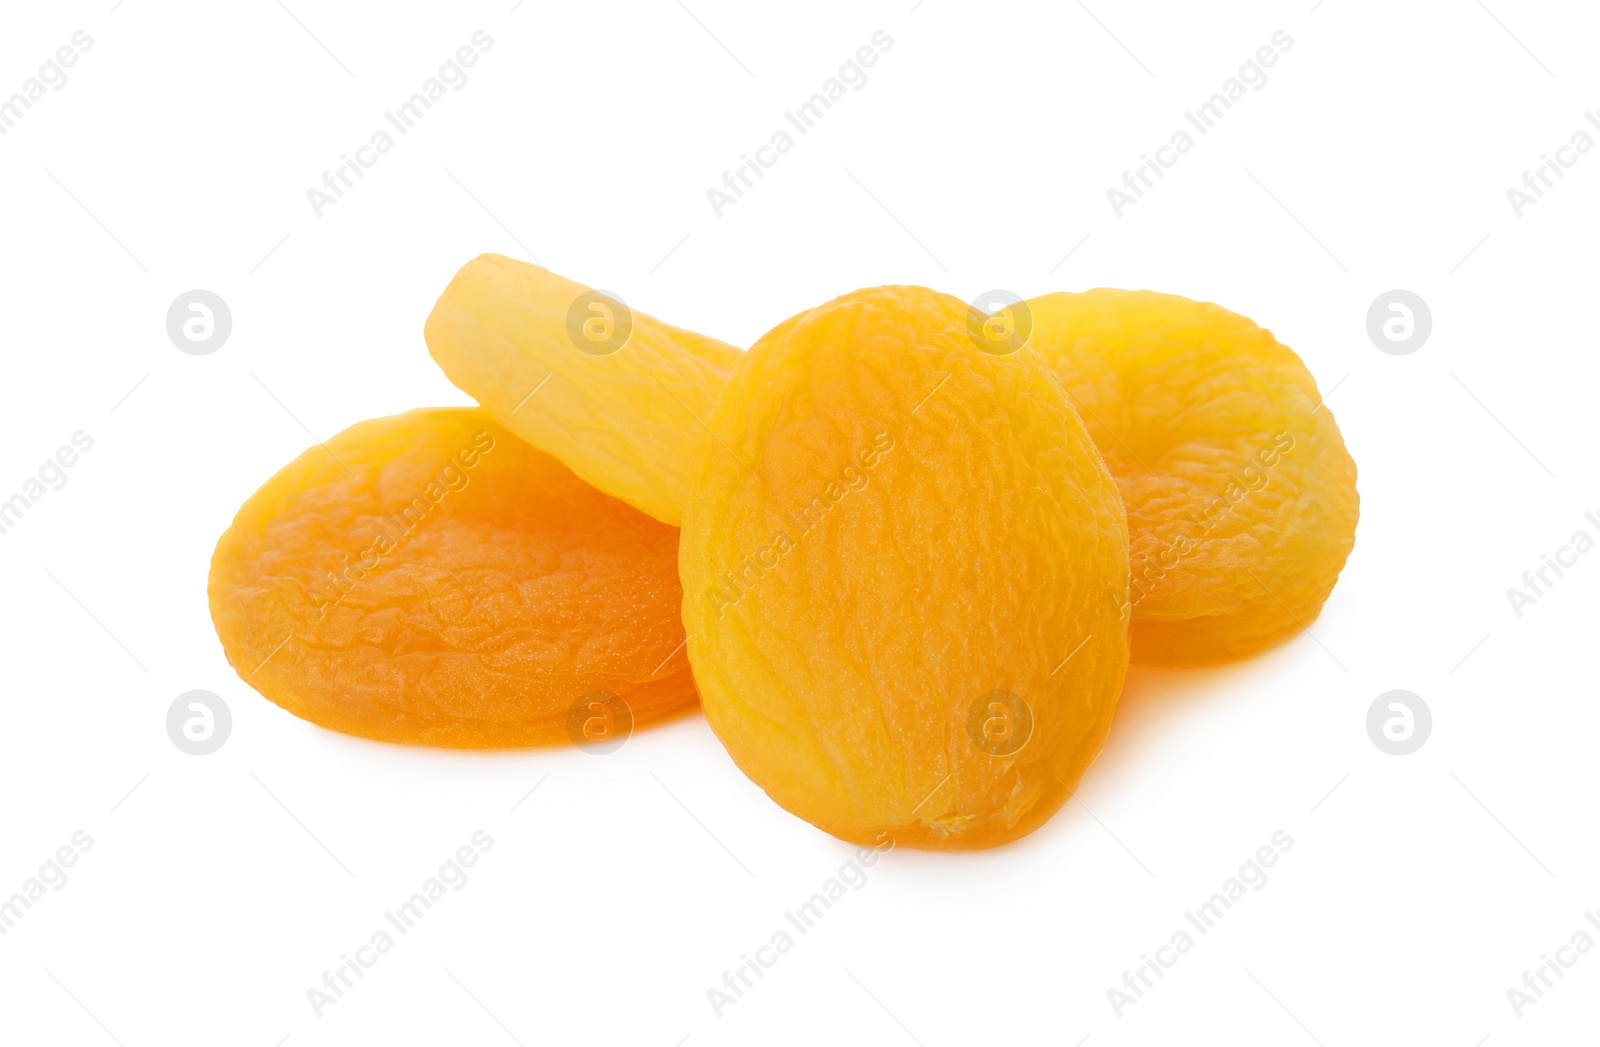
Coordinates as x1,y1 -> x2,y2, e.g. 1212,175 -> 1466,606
210,254 -> 1357,850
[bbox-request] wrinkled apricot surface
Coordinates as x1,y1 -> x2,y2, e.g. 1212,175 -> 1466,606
1024,289 -> 1359,666
425,254 -> 741,526
679,286 -> 1130,850
209,408 -> 694,748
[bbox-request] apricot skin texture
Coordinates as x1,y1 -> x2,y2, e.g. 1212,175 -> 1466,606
679,286 -> 1130,850
424,253 -> 741,526
208,408 -> 694,748
1024,289 -> 1359,666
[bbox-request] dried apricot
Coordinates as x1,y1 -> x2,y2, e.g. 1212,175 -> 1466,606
208,407 -> 694,748
679,286 -> 1130,850
1023,289 -> 1358,666
424,254 -> 741,526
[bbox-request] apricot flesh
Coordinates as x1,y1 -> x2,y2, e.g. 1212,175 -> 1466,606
425,254 -> 741,526
679,286 -> 1130,850
1024,289 -> 1359,666
208,408 -> 694,747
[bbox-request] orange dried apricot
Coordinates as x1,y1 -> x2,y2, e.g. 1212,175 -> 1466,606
208,407 -> 694,748
1023,289 -> 1359,666
679,286 -> 1130,850
424,253 -> 741,526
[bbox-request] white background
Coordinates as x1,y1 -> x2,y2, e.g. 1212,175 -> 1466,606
1,1 -> 1596,1044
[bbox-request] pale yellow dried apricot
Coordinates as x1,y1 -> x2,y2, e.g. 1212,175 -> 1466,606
1023,289 -> 1358,666
208,408 -> 694,748
424,254 -> 741,526
679,286 -> 1130,850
